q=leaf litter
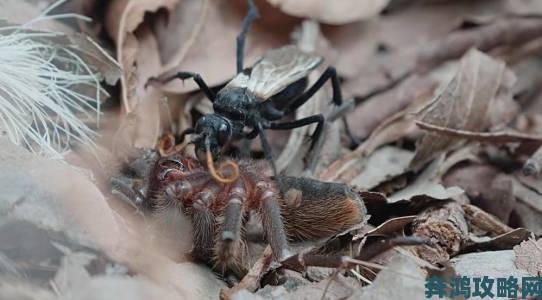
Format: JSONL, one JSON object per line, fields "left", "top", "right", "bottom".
{"left": 5, "top": 0, "right": 542, "bottom": 299}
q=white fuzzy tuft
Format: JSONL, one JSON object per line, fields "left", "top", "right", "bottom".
{"left": 0, "top": 4, "right": 102, "bottom": 159}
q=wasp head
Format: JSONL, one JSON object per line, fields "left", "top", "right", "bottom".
{"left": 193, "top": 114, "right": 232, "bottom": 160}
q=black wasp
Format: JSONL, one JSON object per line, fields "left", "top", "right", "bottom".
{"left": 160, "top": 0, "right": 357, "bottom": 175}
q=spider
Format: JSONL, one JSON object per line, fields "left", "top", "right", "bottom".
{"left": 112, "top": 147, "right": 367, "bottom": 277}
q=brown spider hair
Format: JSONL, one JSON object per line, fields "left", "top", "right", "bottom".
{"left": 143, "top": 150, "right": 367, "bottom": 277}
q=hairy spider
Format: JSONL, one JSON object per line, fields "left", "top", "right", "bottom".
{"left": 113, "top": 148, "right": 367, "bottom": 277}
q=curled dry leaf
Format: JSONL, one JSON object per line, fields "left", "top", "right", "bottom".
{"left": 105, "top": 0, "right": 179, "bottom": 112}
{"left": 463, "top": 228, "right": 531, "bottom": 253}
{"left": 157, "top": 0, "right": 290, "bottom": 94}
{"left": 411, "top": 48, "right": 517, "bottom": 169}
{"left": 388, "top": 157, "right": 464, "bottom": 203}
{"left": 462, "top": 204, "right": 512, "bottom": 236}
{"left": 266, "top": 0, "right": 389, "bottom": 25}
{"left": 354, "top": 216, "right": 417, "bottom": 241}
{"left": 443, "top": 164, "right": 516, "bottom": 223}
{"left": 513, "top": 238, "right": 542, "bottom": 276}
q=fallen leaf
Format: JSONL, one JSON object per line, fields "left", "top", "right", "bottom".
{"left": 359, "top": 254, "right": 427, "bottom": 300}
{"left": 451, "top": 250, "right": 530, "bottom": 297}
{"left": 349, "top": 146, "right": 414, "bottom": 190}
{"left": 443, "top": 164, "right": 516, "bottom": 223}
{"left": 156, "top": 0, "right": 290, "bottom": 94}
{"left": 417, "top": 16, "right": 542, "bottom": 72}
{"left": 354, "top": 216, "right": 417, "bottom": 241}
{"left": 411, "top": 48, "right": 517, "bottom": 169}
{"left": 463, "top": 228, "right": 531, "bottom": 253}
{"left": 346, "top": 75, "right": 436, "bottom": 139}
{"left": 416, "top": 121, "right": 542, "bottom": 146}
{"left": 514, "top": 238, "right": 542, "bottom": 276}
{"left": 105, "top": 0, "right": 179, "bottom": 112}
{"left": 266, "top": 0, "right": 389, "bottom": 25}
{"left": 389, "top": 157, "right": 464, "bottom": 203}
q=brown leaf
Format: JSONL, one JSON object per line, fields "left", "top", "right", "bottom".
{"left": 463, "top": 228, "right": 531, "bottom": 253}
{"left": 443, "top": 164, "right": 516, "bottom": 223}
{"left": 511, "top": 178, "right": 542, "bottom": 234}
{"left": 514, "top": 238, "right": 542, "bottom": 276}
{"left": 411, "top": 48, "right": 517, "bottom": 169}
{"left": 359, "top": 254, "right": 427, "bottom": 300}
{"left": 417, "top": 17, "right": 542, "bottom": 72}
{"left": 389, "top": 158, "right": 464, "bottom": 203}
{"left": 354, "top": 216, "right": 417, "bottom": 241}
{"left": 348, "top": 146, "right": 414, "bottom": 190}
{"left": 266, "top": 0, "right": 389, "bottom": 25}
{"left": 346, "top": 75, "right": 436, "bottom": 139}
{"left": 416, "top": 121, "right": 542, "bottom": 146}
{"left": 105, "top": 0, "right": 178, "bottom": 113}
{"left": 156, "top": 0, "right": 290, "bottom": 94}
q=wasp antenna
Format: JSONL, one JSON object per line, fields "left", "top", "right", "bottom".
{"left": 205, "top": 141, "right": 239, "bottom": 183}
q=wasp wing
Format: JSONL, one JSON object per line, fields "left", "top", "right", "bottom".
{"left": 241, "top": 45, "right": 323, "bottom": 100}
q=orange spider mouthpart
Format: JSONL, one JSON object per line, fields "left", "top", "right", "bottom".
{"left": 159, "top": 133, "right": 188, "bottom": 157}
{"left": 205, "top": 144, "right": 239, "bottom": 183}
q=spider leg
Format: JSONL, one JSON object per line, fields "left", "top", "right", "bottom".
{"left": 162, "top": 72, "right": 216, "bottom": 102}
{"left": 256, "top": 181, "right": 292, "bottom": 262}
{"left": 191, "top": 208, "right": 215, "bottom": 262}
{"left": 236, "top": 0, "right": 259, "bottom": 73}
{"left": 216, "top": 179, "right": 248, "bottom": 275}
{"left": 191, "top": 181, "right": 221, "bottom": 261}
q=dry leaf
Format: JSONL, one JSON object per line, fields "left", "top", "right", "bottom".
{"left": 105, "top": 0, "right": 179, "bottom": 112}
{"left": 451, "top": 250, "right": 530, "bottom": 297}
{"left": 346, "top": 76, "right": 436, "bottom": 139}
{"left": 349, "top": 146, "right": 414, "bottom": 190}
{"left": 514, "top": 238, "right": 542, "bottom": 276}
{"left": 411, "top": 48, "right": 517, "bottom": 169}
{"left": 266, "top": 0, "right": 389, "bottom": 25}
{"left": 354, "top": 216, "right": 417, "bottom": 241}
{"left": 389, "top": 157, "right": 464, "bottom": 203}
{"left": 157, "top": 0, "right": 290, "bottom": 94}
{"left": 416, "top": 121, "right": 542, "bottom": 146}
{"left": 359, "top": 254, "right": 427, "bottom": 300}
{"left": 444, "top": 164, "right": 516, "bottom": 223}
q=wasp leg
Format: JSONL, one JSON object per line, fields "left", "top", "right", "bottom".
{"left": 284, "top": 67, "right": 342, "bottom": 112}
{"left": 256, "top": 123, "right": 277, "bottom": 176}
{"left": 162, "top": 72, "right": 216, "bottom": 102}
{"left": 268, "top": 114, "right": 324, "bottom": 174}
{"left": 268, "top": 114, "right": 324, "bottom": 151}
{"left": 236, "top": 0, "right": 259, "bottom": 73}
{"left": 284, "top": 67, "right": 360, "bottom": 148}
